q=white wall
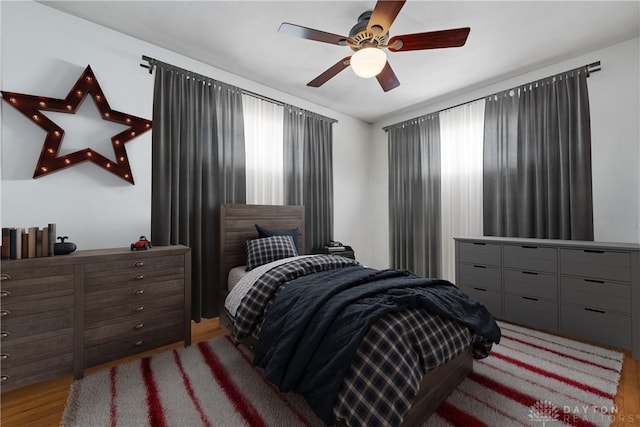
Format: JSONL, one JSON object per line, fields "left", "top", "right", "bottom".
{"left": 368, "top": 37, "right": 640, "bottom": 269}
{"left": 0, "top": 1, "right": 372, "bottom": 262}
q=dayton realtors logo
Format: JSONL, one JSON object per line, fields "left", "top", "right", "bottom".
{"left": 529, "top": 400, "right": 628, "bottom": 425}
{"left": 529, "top": 400, "right": 560, "bottom": 426}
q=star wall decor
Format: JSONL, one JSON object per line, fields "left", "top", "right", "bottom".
{"left": 1, "top": 65, "right": 152, "bottom": 184}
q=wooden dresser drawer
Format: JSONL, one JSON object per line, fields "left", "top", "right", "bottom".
{"left": 84, "top": 309, "right": 184, "bottom": 347}
{"left": 457, "top": 263, "right": 501, "bottom": 291}
{"left": 84, "top": 278, "right": 183, "bottom": 310}
{"left": 1, "top": 331, "right": 73, "bottom": 369}
{"left": 504, "top": 294, "right": 558, "bottom": 330}
{"left": 458, "top": 242, "right": 501, "bottom": 266}
{"left": 84, "top": 322, "right": 184, "bottom": 367}
{"left": 84, "top": 265, "right": 184, "bottom": 289}
{"left": 1, "top": 310, "right": 73, "bottom": 341}
{"left": 1, "top": 268, "right": 73, "bottom": 299}
{"left": 1, "top": 353, "right": 73, "bottom": 391}
{"left": 460, "top": 286, "right": 502, "bottom": 316}
{"left": 560, "top": 277, "right": 631, "bottom": 314}
{"left": 560, "top": 248, "right": 631, "bottom": 282}
{"left": 85, "top": 293, "right": 184, "bottom": 328}
{"left": 1, "top": 292, "right": 73, "bottom": 319}
{"left": 84, "top": 254, "right": 185, "bottom": 274}
{"left": 504, "top": 269, "right": 557, "bottom": 300}
{"left": 504, "top": 244, "right": 557, "bottom": 273}
{"left": 561, "top": 304, "right": 631, "bottom": 349}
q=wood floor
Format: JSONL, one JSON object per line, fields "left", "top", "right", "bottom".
{"left": 2, "top": 318, "right": 638, "bottom": 427}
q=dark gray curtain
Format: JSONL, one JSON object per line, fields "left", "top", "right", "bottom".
{"left": 283, "top": 105, "right": 335, "bottom": 253}
{"left": 388, "top": 114, "right": 441, "bottom": 278}
{"left": 151, "top": 63, "right": 246, "bottom": 321}
{"left": 483, "top": 91, "right": 519, "bottom": 236}
{"left": 484, "top": 67, "right": 594, "bottom": 240}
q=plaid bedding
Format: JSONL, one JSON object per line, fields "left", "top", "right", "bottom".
{"left": 230, "top": 256, "right": 495, "bottom": 427}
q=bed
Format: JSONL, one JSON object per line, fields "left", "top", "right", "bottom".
{"left": 218, "top": 204, "right": 500, "bottom": 427}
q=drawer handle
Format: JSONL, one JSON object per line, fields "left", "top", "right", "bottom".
{"left": 134, "top": 274, "right": 145, "bottom": 280}
{"left": 522, "top": 271, "right": 538, "bottom": 275}
{"left": 472, "top": 242, "right": 486, "bottom": 246}
{"left": 134, "top": 339, "right": 144, "bottom": 346}
{"left": 584, "top": 249, "right": 605, "bottom": 254}
{"left": 522, "top": 296, "right": 539, "bottom": 301}
{"left": 585, "top": 307, "right": 606, "bottom": 314}
{"left": 134, "top": 305, "right": 144, "bottom": 312}
{"left": 0, "top": 290, "right": 11, "bottom": 298}
{"left": 0, "top": 310, "right": 10, "bottom": 318}
{"left": 1, "top": 375, "right": 9, "bottom": 382}
{"left": 134, "top": 323, "right": 145, "bottom": 329}
{"left": 133, "top": 289, "right": 144, "bottom": 296}
{"left": 0, "top": 274, "right": 11, "bottom": 281}
{"left": 584, "top": 278, "right": 605, "bottom": 284}
{"left": 521, "top": 245, "right": 538, "bottom": 249}
{"left": 1, "top": 331, "right": 10, "bottom": 338}
{"left": 473, "top": 265, "right": 487, "bottom": 269}
{"left": 134, "top": 261, "right": 145, "bottom": 267}
{"left": 473, "top": 287, "right": 487, "bottom": 292}
{"left": 0, "top": 353, "right": 9, "bottom": 360}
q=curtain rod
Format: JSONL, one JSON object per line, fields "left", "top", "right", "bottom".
{"left": 140, "top": 55, "right": 338, "bottom": 123}
{"left": 383, "top": 61, "right": 601, "bottom": 132}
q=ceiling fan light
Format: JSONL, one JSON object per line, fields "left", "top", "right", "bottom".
{"left": 350, "top": 47, "right": 387, "bottom": 78}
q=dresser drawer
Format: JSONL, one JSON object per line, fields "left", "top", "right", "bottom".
{"left": 459, "top": 286, "right": 502, "bottom": 316}
{"left": 504, "top": 294, "right": 558, "bottom": 330}
{"left": 504, "top": 269, "right": 557, "bottom": 300}
{"left": 457, "top": 263, "right": 501, "bottom": 291}
{"left": 504, "top": 244, "right": 557, "bottom": 273}
{"left": 458, "top": 242, "right": 501, "bottom": 266}
{"left": 84, "top": 254, "right": 185, "bottom": 274}
{"left": 84, "top": 322, "right": 184, "bottom": 367}
{"left": 84, "top": 309, "right": 184, "bottom": 346}
{"left": 1, "top": 265, "right": 74, "bottom": 282}
{"left": 1, "top": 270, "right": 73, "bottom": 299}
{"left": 85, "top": 293, "right": 184, "bottom": 328}
{"left": 560, "top": 277, "right": 631, "bottom": 314}
{"left": 1, "top": 353, "right": 73, "bottom": 392}
{"left": 84, "top": 278, "right": 184, "bottom": 310}
{"left": 1, "top": 293, "right": 73, "bottom": 319}
{"left": 561, "top": 304, "right": 631, "bottom": 349}
{"left": 1, "top": 310, "right": 73, "bottom": 342}
{"left": 560, "top": 248, "right": 631, "bottom": 282}
{"left": 84, "top": 266, "right": 184, "bottom": 289}
{"left": 1, "top": 330, "right": 73, "bottom": 369}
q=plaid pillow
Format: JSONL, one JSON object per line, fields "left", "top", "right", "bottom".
{"left": 246, "top": 235, "right": 298, "bottom": 271}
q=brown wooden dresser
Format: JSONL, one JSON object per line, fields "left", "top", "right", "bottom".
{"left": 0, "top": 245, "right": 191, "bottom": 392}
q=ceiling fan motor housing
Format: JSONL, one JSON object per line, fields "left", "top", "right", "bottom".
{"left": 348, "top": 11, "right": 388, "bottom": 51}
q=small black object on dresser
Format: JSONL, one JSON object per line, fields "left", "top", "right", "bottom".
{"left": 312, "top": 244, "right": 355, "bottom": 260}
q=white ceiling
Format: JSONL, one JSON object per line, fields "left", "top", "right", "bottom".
{"left": 39, "top": 1, "right": 640, "bottom": 123}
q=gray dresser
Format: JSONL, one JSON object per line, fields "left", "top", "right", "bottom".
{"left": 454, "top": 236, "right": 639, "bottom": 361}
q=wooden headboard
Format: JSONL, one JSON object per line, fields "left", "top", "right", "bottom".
{"left": 219, "top": 204, "right": 305, "bottom": 313}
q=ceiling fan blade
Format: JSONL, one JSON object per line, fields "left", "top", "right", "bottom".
{"left": 367, "top": 0, "right": 407, "bottom": 36}
{"left": 279, "top": 22, "right": 351, "bottom": 46}
{"left": 376, "top": 61, "right": 400, "bottom": 92}
{"left": 388, "top": 27, "right": 470, "bottom": 52}
{"left": 307, "top": 57, "right": 351, "bottom": 87}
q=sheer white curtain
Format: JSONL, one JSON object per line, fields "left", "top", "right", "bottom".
{"left": 242, "top": 94, "right": 284, "bottom": 204}
{"left": 439, "top": 99, "right": 485, "bottom": 282}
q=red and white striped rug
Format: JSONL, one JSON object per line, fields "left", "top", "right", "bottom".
{"left": 61, "top": 321, "right": 623, "bottom": 427}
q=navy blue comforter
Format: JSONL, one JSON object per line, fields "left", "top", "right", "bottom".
{"left": 253, "top": 266, "right": 501, "bottom": 425}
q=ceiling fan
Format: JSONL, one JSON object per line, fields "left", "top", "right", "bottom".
{"left": 278, "top": 0, "right": 470, "bottom": 92}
